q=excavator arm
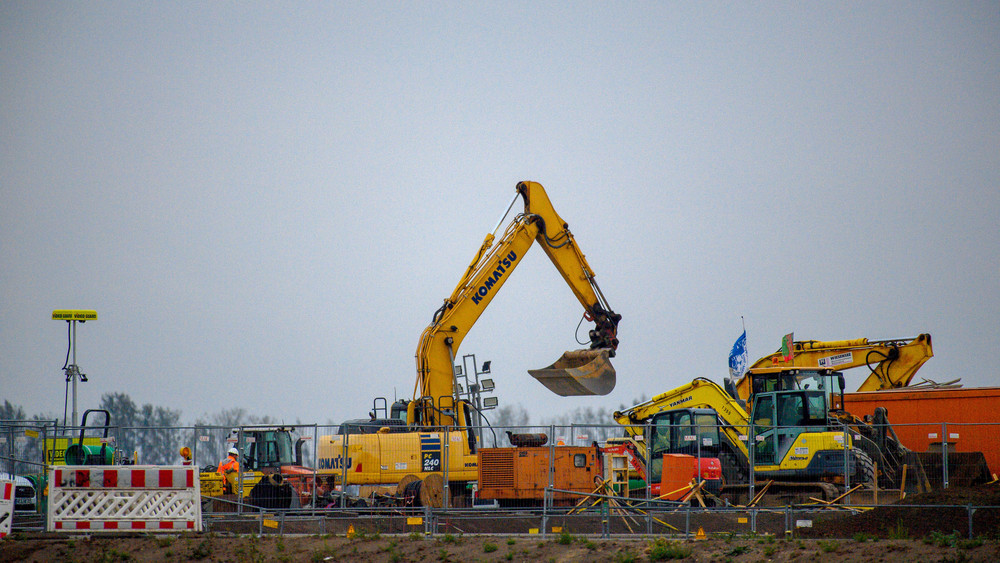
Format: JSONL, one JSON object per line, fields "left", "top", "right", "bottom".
{"left": 613, "top": 377, "right": 751, "bottom": 457}
{"left": 733, "top": 334, "right": 933, "bottom": 402}
{"left": 413, "top": 181, "right": 621, "bottom": 427}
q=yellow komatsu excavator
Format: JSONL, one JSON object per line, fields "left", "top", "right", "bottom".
{"left": 317, "top": 181, "right": 621, "bottom": 505}
{"left": 731, "top": 334, "right": 933, "bottom": 404}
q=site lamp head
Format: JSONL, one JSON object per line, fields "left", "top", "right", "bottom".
{"left": 480, "top": 378, "right": 495, "bottom": 392}
{"left": 52, "top": 310, "right": 98, "bottom": 322}
{"left": 483, "top": 397, "right": 499, "bottom": 410}
{"left": 481, "top": 361, "right": 491, "bottom": 374}
{"left": 453, "top": 364, "right": 463, "bottom": 376}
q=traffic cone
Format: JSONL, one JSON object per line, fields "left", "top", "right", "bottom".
{"left": 347, "top": 524, "right": 356, "bottom": 538}
{"left": 694, "top": 526, "right": 707, "bottom": 541}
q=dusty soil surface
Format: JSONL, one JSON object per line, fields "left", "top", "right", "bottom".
{"left": 2, "top": 533, "right": 999, "bottom": 562}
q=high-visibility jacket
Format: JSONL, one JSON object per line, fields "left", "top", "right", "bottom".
{"left": 218, "top": 454, "right": 239, "bottom": 475}
{"left": 217, "top": 454, "right": 239, "bottom": 493}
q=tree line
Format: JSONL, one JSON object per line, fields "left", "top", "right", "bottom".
{"left": 1, "top": 394, "right": 283, "bottom": 471}
{"left": 3, "top": 392, "right": 648, "bottom": 471}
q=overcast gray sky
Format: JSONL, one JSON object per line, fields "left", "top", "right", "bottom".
{"left": 2, "top": 2, "right": 998, "bottom": 427}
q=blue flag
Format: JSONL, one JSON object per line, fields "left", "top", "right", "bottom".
{"left": 728, "top": 330, "right": 748, "bottom": 378}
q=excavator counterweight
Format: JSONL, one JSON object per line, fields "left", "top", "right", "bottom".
{"left": 528, "top": 348, "right": 616, "bottom": 396}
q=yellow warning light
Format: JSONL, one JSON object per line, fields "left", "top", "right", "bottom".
{"left": 52, "top": 310, "right": 98, "bottom": 321}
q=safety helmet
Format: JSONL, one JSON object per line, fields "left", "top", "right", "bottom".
{"left": 228, "top": 447, "right": 238, "bottom": 456}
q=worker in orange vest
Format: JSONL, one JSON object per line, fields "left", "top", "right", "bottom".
{"left": 217, "top": 447, "right": 240, "bottom": 494}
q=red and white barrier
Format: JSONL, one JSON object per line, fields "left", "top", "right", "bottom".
{"left": 47, "top": 466, "right": 201, "bottom": 533}
{"left": 0, "top": 478, "right": 13, "bottom": 538}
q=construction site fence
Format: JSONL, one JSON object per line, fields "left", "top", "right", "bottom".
{"left": 198, "top": 503, "right": 1000, "bottom": 540}
{"left": 2, "top": 420, "right": 1000, "bottom": 536}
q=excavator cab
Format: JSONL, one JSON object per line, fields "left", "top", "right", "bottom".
{"left": 750, "top": 368, "right": 848, "bottom": 469}
{"left": 528, "top": 348, "right": 616, "bottom": 396}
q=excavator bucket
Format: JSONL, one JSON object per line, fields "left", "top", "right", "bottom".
{"left": 528, "top": 349, "right": 616, "bottom": 396}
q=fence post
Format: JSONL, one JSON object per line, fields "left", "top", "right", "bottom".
{"left": 748, "top": 419, "right": 755, "bottom": 510}
{"left": 942, "top": 422, "right": 949, "bottom": 489}
{"left": 237, "top": 427, "right": 244, "bottom": 515}
{"left": 542, "top": 423, "right": 555, "bottom": 538}
{"left": 645, "top": 420, "right": 652, "bottom": 535}
{"left": 443, "top": 425, "right": 450, "bottom": 509}
{"left": 312, "top": 424, "right": 318, "bottom": 513}
{"left": 685, "top": 503, "right": 691, "bottom": 539}
{"left": 968, "top": 504, "right": 975, "bottom": 539}
{"left": 340, "top": 430, "right": 349, "bottom": 509}
{"left": 843, "top": 424, "right": 852, "bottom": 504}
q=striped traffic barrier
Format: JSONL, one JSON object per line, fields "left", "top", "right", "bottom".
{"left": 47, "top": 466, "right": 201, "bottom": 533}
{"left": 0, "top": 478, "right": 13, "bottom": 538}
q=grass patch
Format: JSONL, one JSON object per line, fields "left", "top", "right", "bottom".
{"left": 725, "top": 545, "right": 749, "bottom": 556}
{"left": 924, "top": 530, "right": 960, "bottom": 548}
{"left": 190, "top": 539, "right": 212, "bottom": 560}
{"left": 648, "top": 538, "right": 692, "bottom": 560}
{"left": 818, "top": 540, "right": 839, "bottom": 553}
{"left": 886, "top": 519, "right": 910, "bottom": 540}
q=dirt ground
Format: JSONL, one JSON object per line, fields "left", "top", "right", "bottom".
{"left": 3, "top": 485, "right": 999, "bottom": 562}
{"left": 2, "top": 533, "right": 998, "bottom": 562}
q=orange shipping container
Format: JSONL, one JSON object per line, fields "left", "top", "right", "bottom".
{"left": 839, "top": 387, "right": 1000, "bottom": 475}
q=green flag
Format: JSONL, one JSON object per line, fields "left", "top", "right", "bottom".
{"left": 781, "top": 332, "right": 794, "bottom": 362}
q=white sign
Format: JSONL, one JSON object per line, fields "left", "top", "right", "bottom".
{"left": 684, "top": 435, "right": 696, "bottom": 442}
{"left": 395, "top": 462, "right": 407, "bottom": 470}
{"left": 738, "top": 435, "right": 748, "bottom": 442}
{"left": 702, "top": 438, "right": 714, "bottom": 446}
{"left": 198, "top": 436, "right": 210, "bottom": 442}
{"left": 817, "top": 352, "right": 853, "bottom": 368}
{"left": 796, "top": 520, "right": 813, "bottom": 528}
{"left": 928, "top": 433, "right": 938, "bottom": 439}
{"left": 949, "top": 433, "right": 960, "bottom": 440}
{"left": 795, "top": 447, "right": 809, "bottom": 455}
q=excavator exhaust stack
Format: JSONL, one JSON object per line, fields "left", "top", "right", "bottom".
{"left": 528, "top": 349, "right": 616, "bottom": 396}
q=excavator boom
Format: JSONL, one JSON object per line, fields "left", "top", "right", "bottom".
{"left": 414, "top": 181, "right": 621, "bottom": 426}
{"left": 733, "top": 333, "right": 933, "bottom": 402}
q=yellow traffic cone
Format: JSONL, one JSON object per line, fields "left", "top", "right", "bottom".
{"left": 694, "top": 526, "right": 707, "bottom": 541}
{"left": 347, "top": 524, "right": 356, "bottom": 538}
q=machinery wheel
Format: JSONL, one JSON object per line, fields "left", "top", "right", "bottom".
{"left": 718, "top": 450, "right": 746, "bottom": 487}
{"left": 853, "top": 448, "right": 876, "bottom": 485}
{"left": 248, "top": 479, "right": 294, "bottom": 510}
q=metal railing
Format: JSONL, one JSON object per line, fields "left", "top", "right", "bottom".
{"left": 2, "top": 419, "right": 998, "bottom": 538}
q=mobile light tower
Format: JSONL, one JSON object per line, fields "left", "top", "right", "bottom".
{"left": 454, "top": 354, "right": 498, "bottom": 444}
{"left": 51, "top": 309, "right": 97, "bottom": 428}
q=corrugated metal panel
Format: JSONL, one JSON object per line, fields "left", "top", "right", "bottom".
{"left": 479, "top": 449, "right": 515, "bottom": 489}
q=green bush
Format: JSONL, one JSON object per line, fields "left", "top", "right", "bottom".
{"left": 648, "top": 538, "right": 692, "bottom": 560}
{"left": 818, "top": 540, "right": 839, "bottom": 553}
